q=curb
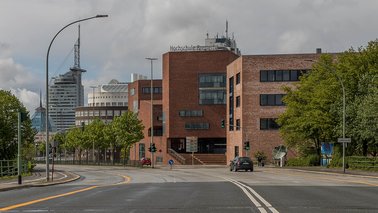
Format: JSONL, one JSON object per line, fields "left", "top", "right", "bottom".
{"left": 0, "top": 171, "right": 81, "bottom": 192}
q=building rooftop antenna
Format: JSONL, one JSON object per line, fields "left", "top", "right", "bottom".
{"left": 225, "top": 20, "right": 228, "bottom": 39}
{"left": 74, "top": 25, "right": 80, "bottom": 69}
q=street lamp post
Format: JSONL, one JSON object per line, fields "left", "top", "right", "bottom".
{"left": 46, "top": 15, "right": 108, "bottom": 181}
{"left": 90, "top": 86, "right": 96, "bottom": 163}
{"left": 146, "top": 57, "right": 157, "bottom": 168}
{"left": 306, "top": 59, "right": 346, "bottom": 173}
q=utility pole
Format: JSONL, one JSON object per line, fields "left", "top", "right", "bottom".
{"left": 146, "top": 57, "right": 157, "bottom": 168}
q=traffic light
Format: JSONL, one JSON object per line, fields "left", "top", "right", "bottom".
{"left": 221, "top": 119, "right": 225, "bottom": 128}
{"left": 20, "top": 112, "right": 28, "bottom": 122}
{"left": 148, "top": 146, "right": 152, "bottom": 152}
{"left": 151, "top": 143, "right": 157, "bottom": 153}
{"left": 244, "top": 141, "right": 250, "bottom": 150}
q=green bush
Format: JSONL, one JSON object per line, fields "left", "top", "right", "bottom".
{"left": 287, "top": 154, "right": 320, "bottom": 166}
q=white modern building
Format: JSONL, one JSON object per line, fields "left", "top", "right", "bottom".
{"left": 88, "top": 79, "right": 129, "bottom": 107}
{"left": 76, "top": 79, "right": 129, "bottom": 126}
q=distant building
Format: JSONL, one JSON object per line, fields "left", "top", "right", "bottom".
{"left": 31, "top": 94, "right": 56, "bottom": 142}
{"left": 49, "top": 27, "right": 86, "bottom": 132}
{"left": 131, "top": 73, "right": 148, "bottom": 82}
{"left": 88, "top": 79, "right": 128, "bottom": 107}
{"left": 75, "top": 79, "right": 129, "bottom": 126}
{"left": 49, "top": 67, "right": 85, "bottom": 131}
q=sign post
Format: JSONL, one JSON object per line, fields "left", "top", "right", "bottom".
{"left": 186, "top": 136, "right": 198, "bottom": 165}
{"left": 168, "top": 159, "right": 174, "bottom": 170}
{"left": 338, "top": 138, "right": 351, "bottom": 173}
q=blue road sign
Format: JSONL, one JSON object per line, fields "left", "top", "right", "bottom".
{"left": 168, "top": 159, "right": 174, "bottom": 165}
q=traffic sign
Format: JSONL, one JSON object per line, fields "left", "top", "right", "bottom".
{"left": 186, "top": 136, "right": 198, "bottom": 152}
{"left": 337, "top": 138, "right": 351, "bottom": 143}
{"left": 168, "top": 159, "right": 174, "bottom": 165}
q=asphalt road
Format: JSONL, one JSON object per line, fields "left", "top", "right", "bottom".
{"left": 0, "top": 165, "right": 377, "bottom": 212}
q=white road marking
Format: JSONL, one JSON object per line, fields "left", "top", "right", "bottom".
{"left": 225, "top": 177, "right": 279, "bottom": 213}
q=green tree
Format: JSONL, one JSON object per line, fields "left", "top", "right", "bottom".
{"left": 0, "top": 90, "right": 36, "bottom": 160}
{"left": 66, "top": 127, "right": 85, "bottom": 164}
{"left": 277, "top": 55, "right": 338, "bottom": 157}
{"left": 112, "top": 111, "right": 144, "bottom": 164}
{"left": 278, "top": 40, "right": 378, "bottom": 159}
{"left": 85, "top": 119, "right": 106, "bottom": 163}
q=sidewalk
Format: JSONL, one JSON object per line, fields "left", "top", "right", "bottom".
{"left": 276, "top": 166, "right": 378, "bottom": 177}
{"left": 0, "top": 165, "right": 80, "bottom": 192}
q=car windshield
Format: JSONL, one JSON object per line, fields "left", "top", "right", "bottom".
{"left": 239, "top": 157, "right": 251, "bottom": 161}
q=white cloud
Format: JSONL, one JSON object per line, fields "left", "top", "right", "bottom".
{"left": 10, "top": 88, "right": 40, "bottom": 114}
{"left": 278, "top": 30, "right": 309, "bottom": 53}
{"left": 0, "top": 0, "right": 378, "bottom": 113}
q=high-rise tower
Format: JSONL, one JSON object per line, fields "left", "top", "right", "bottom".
{"left": 49, "top": 25, "right": 86, "bottom": 132}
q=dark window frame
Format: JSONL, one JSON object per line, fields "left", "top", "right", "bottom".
{"left": 260, "top": 118, "right": 279, "bottom": 130}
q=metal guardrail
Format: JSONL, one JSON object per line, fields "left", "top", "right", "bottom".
{"left": 0, "top": 160, "right": 29, "bottom": 177}
{"left": 347, "top": 156, "right": 378, "bottom": 170}
{"left": 168, "top": 148, "right": 186, "bottom": 164}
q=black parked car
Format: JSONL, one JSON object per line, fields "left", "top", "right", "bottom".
{"left": 230, "top": 156, "right": 254, "bottom": 172}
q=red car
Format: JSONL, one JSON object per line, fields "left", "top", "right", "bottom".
{"left": 140, "top": 158, "right": 151, "bottom": 166}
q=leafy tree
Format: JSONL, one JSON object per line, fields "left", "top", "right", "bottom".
{"left": 112, "top": 111, "right": 144, "bottom": 163}
{"left": 65, "top": 127, "right": 85, "bottom": 164}
{"left": 84, "top": 119, "right": 106, "bottom": 162}
{"left": 277, "top": 55, "right": 338, "bottom": 157}
{"left": 104, "top": 121, "right": 117, "bottom": 164}
{"left": 278, "top": 40, "right": 378, "bottom": 159}
{"left": 0, "top": 90, "right": 35, "bottom": 160}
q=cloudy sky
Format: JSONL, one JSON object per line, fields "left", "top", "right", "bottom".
{"left": 1, "top": 0, "right": 377, "bottom": 113}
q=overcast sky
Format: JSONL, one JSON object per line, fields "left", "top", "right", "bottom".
{"left": 1, "top": 0, "right": 377, "bottom": 113}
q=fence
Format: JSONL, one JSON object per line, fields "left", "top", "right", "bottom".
{"left": 0, "top": 160, "right": 30, "bottom": 177}
{"left": 347, "top": 156, "right": 378, "bottom": 170}
{"left": 35, "top": 158, "right": 143, "bottom": 167}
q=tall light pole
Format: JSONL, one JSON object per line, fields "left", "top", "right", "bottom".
{"left": 90, "top": 85, "right": 96, "bottom": 163}
{"left": 306, "top": 59, "right": 346, "bottom": 173}
{"left": 146, "top": 57, "right": 157, "bottom": 168}
{"left": 46, "top": 15, "right": 108, "bottom": 181}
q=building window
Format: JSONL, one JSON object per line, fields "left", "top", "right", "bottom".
{"left": 229, "top": 76, "right": 234, "bottom": 131}
{"left": 260, "top": 118, "right": 280, "bottom": 130}
{"left": 260, "top": 70, "right": 308, "bottom": 82}
{"left": 199, "top": 73, "right": 226, "bottom": 105}
{"left": 236, "top": 119, "right": 240, "bottom": 130}
{"left": 179, "top": 110, "right": 204, "bottom": 117}
{"left": 185, "top": 123, "right": 210, "bottom": 130}
{"left": 139, "top": 143, "right": 145, "bottom": 158}
{"left": 142, "top": 87, "right": 162, "bottom": 94}
{"left": 236, "top": 73, "right": 240, "bottom": 85}
{"left": 260, "top": 94, "right": 285, "bottom": 106}
{"left": 236, "top": 96, "right": 240, "bottom": 107}
{"left": 148, "top": 127, "right": 163, "bottom": 136}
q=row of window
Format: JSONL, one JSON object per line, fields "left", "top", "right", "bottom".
{"left": 260, "top": 94, "right": 285, "bottom": 106}
{"left": 231, "top": 118, "right": 280, "bottom": 131}
{"left": 92, "top": 96, "right": 127, "bottom": 99}
{"left": 142, "top": 87, "right": 163, "bottom": 94}
{"left": 231, "top": 94, "right": 285, "bottom": 107}
{"left": 89, "top": 102, "right": 127, "bottom": 107}
{"left": 260, "top": 70, "right": 308, "bottom": 82}
{"left": 75, "top": 110, "right": 128, "bottom": 117}
{"left": 185, "top": 123, "right": 210, "bottom": 130}
{"left": 179, "top": 110, "right": 204, "bottom": 117}
{"left": 199, "top": 74, "right": 227, "bottom": 105}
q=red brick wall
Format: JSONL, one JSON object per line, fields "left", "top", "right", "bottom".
{"left": 227, "top": 54, "right": 320, "bottom": 163}
{"left": 163, "top": 50, "right": 239, "bottom": 139}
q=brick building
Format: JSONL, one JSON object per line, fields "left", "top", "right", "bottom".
{"left": 226, "top": 53, "right": 320, "bottom": 163}
{"left": 128, "top": 79, "right": 164, "bottom": 163}
{"left": 162, "top": 49, "right": 239, "bottom": 164}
